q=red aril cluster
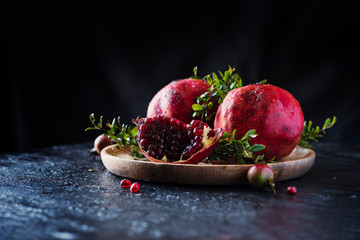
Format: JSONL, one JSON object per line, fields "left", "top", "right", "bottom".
{"left": 138, "top": 116, "right": 189, "bottom": 162}
{"left": 182, "top": 120, "right": 216, "bottom": 159}
{"left": 136, "top": 116, "right": 223, "bottom": 164}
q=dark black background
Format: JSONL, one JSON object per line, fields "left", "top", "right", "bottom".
{"left": 3, "top": 1, "right": 359, "bottom": 152}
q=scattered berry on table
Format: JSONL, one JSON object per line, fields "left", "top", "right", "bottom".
{"left": 287, "top": 186, "right": 297, "bottom": 195}
{"left": 120, "top": 179, "right": 132, "bottom": 188}
{"left": 130, "top": 182, "right": 140, "bottom": 193}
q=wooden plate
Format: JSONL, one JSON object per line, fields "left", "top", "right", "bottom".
{"left": 101, "top": 145, "right": 315, "bottom": 185}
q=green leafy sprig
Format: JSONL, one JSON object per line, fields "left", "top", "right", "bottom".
{"left": 207, "top": 129, "right": 269, "bottom": 164}
{"left": 298, "top": 116, "right": 337, "bottom": 148}
{"left": 85, "top": 113, "right": 144, "bottom": 158}
{"left": 191, "top": 66, "right": 243, "bottom": 121}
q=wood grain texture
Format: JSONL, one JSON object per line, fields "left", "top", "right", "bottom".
{"left": 101, "top": 145, "right": 315, "bottom": 185}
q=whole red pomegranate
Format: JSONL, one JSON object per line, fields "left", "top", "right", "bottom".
{"left": 147, "top": 78, "right": 214, "bottom": 126}
{"left": 214, "top": 84, "right": 304, "bottom": 160}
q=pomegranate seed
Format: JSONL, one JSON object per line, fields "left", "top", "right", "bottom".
{"left": 170, "top": 125, "right": 178, "bottom": 132}
{"left": 130, "top": 182, "right": 140, "bottom": 192}
{"left": 188, "top": 131, "right": 195, "bottom": 138}
{"left": 207, "top": 129, "right": 215, "bottom": 138}
{"left": 287, "top": 186, "right": 297, "bottom": 195}
{"left": 139, "top": 124, "right": 148, "bottom": 132}
{"left": 194, "top": 135, "right": 203, "bottom": 143}
{"left": 182, "top": 150, "right": 191, "bottom": 159}
{"left": 147, "top": 150, "right": 156, "bottom": 157}
{"left": 193, "top": 142, "right": 203, "bottom": 151}
{"left": 156, "top": 148, "right": 163, "bottom": 156}
{"left": 163, "top": 129, "right": 171, "bottom": 135}
{"left": 140, "top": 139, "right": 148, "bottom": 147}
{"left": 120, "top": 179, "right": 131, "bottom": 188}
{"left": 190, "top": 120, "right": 201, "bottom": 129}
{"left": 189, "top": 146, "right": 197, "bottom": 155}
{"left": 148, "top": 144, "right": 157, "bottom": 150}
{"left": 144, "top": 118, "right": 153, "bottom": 124}
{"left": 152, "top": 135, "right": 160, "bottom": 141}
{"left": 194, "top": 128, "right": 203, "bottom": 136}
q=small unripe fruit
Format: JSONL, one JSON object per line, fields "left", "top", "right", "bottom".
{"left": 94, "top": 134, "right": 113, "bottom": 154}
{"left": 247, "top": 164, "right": 276, "bottom": 193}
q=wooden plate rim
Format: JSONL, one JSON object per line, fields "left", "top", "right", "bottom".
{"left": 101, "top": 144, "right": 315, "bottom": 185}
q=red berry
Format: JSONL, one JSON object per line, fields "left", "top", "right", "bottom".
{"left": 120, "top": 179, "right": 131, "bottom": 188}
{"left": 287, "top": 186, "right": 297, "bottom": 195}
{"left": 130, "top": 182, "right": 140, "bottom": 193}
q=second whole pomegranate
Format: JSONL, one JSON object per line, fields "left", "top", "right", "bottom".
{"left": 214, "top": 84, "right": 304, "bottom": 160}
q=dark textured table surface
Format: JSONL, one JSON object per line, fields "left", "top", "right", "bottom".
{"left": 0, "top": 142, "right": 359, "bottom": 240}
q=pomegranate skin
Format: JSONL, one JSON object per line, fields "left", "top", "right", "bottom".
{"left": 94, "top": 134, "right": 113, "bottom": 154}
{"left": 147, "top": 78, "right": 213, "bottom": 126}
{"left": 214, "top": 84, "right": 304, "bottom": 160}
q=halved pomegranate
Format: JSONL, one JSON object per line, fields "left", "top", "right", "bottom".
{"left": 136, "top": 116, "right": 224, "bottom": 164}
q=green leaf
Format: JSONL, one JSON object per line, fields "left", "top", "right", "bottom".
{"left": 193, "top": 66, "right": 198, "bottom": 76}
{"left": 89, "top": 113, "right": 95, "bottom": 123}
{"left": 111, "top": 118, "right": 116, "bottom": 128}
{"left": 224, "top": 71, "right": 230, "bottom": 82}
{"left": 97, "top": 115, "right": 103, "bottom": 128}
{"left": 299, "top": 116, "right": 337, "bottom": 148}
{"left": 241, "top": 129, "right": 255, "bottom": 141}
{"left": 259, "top": 79, "right": 268, "bottom": 84}
{"left": 85, "top": 127, "right": 97, "bottom": 131}
{"left": 192, "top": 111, "right": 202, "bottom": 117}
{"left": 221, "top": 132, "right": 230, "bottom": 139}
{"left": 243, "top": 149, "right": 252, "bottom": 158}
{"left": 212, "top": 72, "right": 220, "bottom": 82}
{"left": 323, "top": 118, "right": 331, "bottom": 128}
{"left": 192, "top": 104, "right": 203, "bottom": 111}
{"left": 250, "top": 144, "right": 265, "bottom": 152}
